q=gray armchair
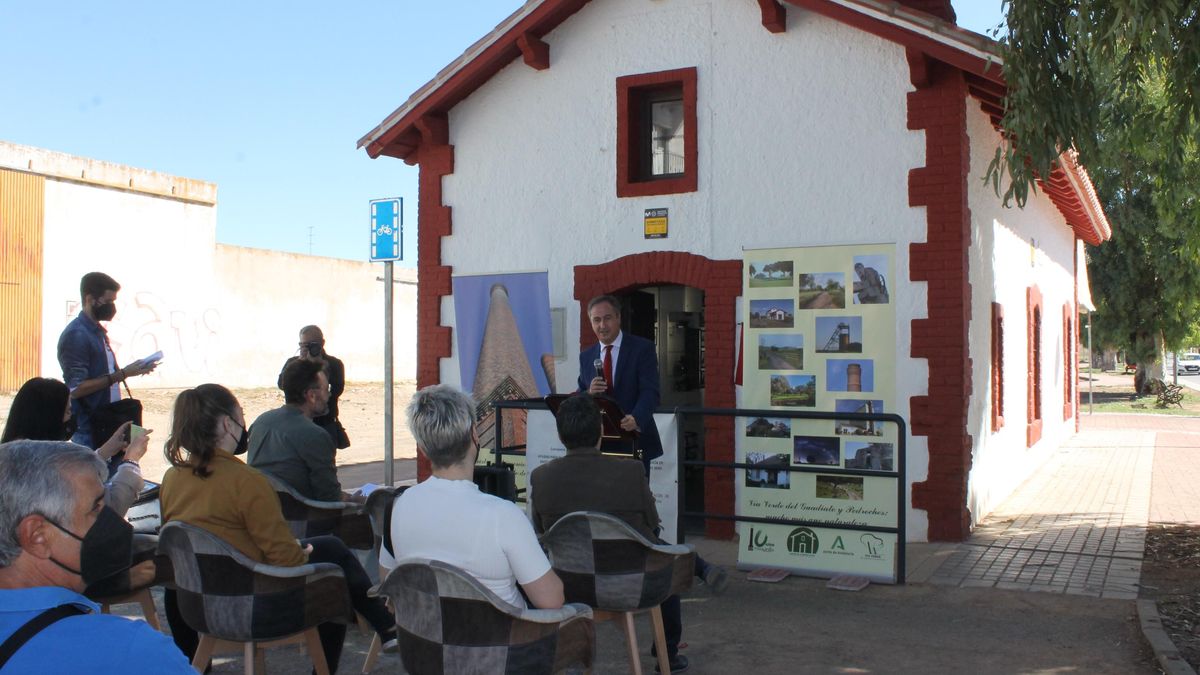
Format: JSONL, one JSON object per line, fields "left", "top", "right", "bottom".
{"left": 374, "top": 557, "right": 595, "bottom": 675}
{"left": 157, "top": 521, "right": 356, "bottom": 675}
{"left": 539, "top": 511, "right": 695, "bottom": 675}
{"left": 264, "top": 474, "right": 374, "bottom": 550}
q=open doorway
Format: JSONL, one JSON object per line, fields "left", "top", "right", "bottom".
{"left": 616, "top": 285, "right": 706, "bottom": 532}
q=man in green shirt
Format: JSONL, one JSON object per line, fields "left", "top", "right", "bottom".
{"left": 248, "top": 359, "right": 342, "bottom": 502}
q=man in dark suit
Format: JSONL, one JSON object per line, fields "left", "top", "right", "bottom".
{"left": 574, "top": 294, "right": 729, "bottom": 601}
{"left": 576, "top": 295, "right": 662, "bottom": 467}
{"left": 530, "top": 394, "right": 688, "bottom": 673}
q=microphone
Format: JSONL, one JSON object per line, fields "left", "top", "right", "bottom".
{"left": 593, "top": 358, "right": 605, "bottom": 384}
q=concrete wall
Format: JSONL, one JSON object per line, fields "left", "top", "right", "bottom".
{"left": 213, "top": 244, "right": 416, "bottom": 387}
{"left": 965, "top": 105, "right": 1079, "bottom": 526}
{"left": 21, "top": 142, "right": 416, "bottom": 390}
{"left": 434, "top": 0, "right": 933, "bottom": 536}
{"left": 40, "top": 177, "right": 220, "bottom": 383}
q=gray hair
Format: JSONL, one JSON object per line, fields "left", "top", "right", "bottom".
{"left": 405, "top": 384, "right": 475, "bottom": 469}
{"left": 0, "top": 441, "right": 105, "bottom": 567}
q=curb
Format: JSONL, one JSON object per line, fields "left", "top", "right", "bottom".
{"left": 1138, "top": 598, "right": 1197, "bottom": 675}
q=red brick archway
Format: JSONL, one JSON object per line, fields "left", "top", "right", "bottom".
{"left": 575, "top": 252, "right": 741, "bottom": 538}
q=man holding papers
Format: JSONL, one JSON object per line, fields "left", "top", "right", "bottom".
{"left": 56, "top": 272, "right": 159, "bottom": 448}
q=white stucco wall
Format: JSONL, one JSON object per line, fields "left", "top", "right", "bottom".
{"left": 41, "top": 178, "right": 219, "bottom": 382}
{"left": 38, "top": 179, "right": 416, "bottom": 389}
{"left": 213, "top": 244, "right": 417, "bottom": 387}
{"left": 965, "top": 106, "right": 1078, "bottom": 526}
{"left": 432, "top": 0, "right": 934, "bottom": 538}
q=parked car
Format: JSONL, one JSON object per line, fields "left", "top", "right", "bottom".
{"left": 1176, "top": 353, "right": 1200, "bottom": 375}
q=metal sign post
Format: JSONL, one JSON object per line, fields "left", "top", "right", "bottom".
{"left": 370, "top": 198, "right": 402, "bottom": 486}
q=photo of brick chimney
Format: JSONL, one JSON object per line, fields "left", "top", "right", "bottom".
{"left": 847, "top": 363, "right": 862, "bottom": 392}
{"left": 472, "top": 284, "right": 541, "bottom": 451}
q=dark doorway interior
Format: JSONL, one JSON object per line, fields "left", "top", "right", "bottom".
{"left": 614, "top": 285, "right": 706, "bottom": 533}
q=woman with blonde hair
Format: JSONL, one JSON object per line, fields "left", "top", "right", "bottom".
{"left": 159, "top": 384, "right": 396, "bottom": 672}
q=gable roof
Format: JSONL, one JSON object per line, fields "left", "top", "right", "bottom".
{"left": 358, "top": 0, "right": 1111, "bottom": 244}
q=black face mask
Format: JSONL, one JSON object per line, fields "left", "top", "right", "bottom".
{"left": 228, "top": 417, "right": 250, "bottom": 455}
{"left": 61, "top": 416, "right": 78, "bottom": 441}
{"left": 46, "top": 507, "right": 133, "bottom": 586}
{"left": 93, "top": 302, "right": 117, "bottom": 322}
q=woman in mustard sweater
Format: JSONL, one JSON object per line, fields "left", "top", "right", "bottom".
{"left": 159, "top": 384, "right": 396, "bottom": 673}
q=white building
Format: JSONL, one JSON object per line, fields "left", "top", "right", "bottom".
{"left": 0, "top": 141, "right": 416, "bottom": 390}
{"left": 359, "top": 0, "right": 1110, "bottom": 541}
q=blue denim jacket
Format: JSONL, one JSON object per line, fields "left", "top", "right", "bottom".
{"left": 57, "top": 312, "right": 114, "bottom": 448}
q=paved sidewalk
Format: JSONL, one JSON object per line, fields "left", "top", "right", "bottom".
{"left": 917, "top": 414, "right": 1200, "bottom": 602}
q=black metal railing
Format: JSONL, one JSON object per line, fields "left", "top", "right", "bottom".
{"left": 489, "top": 399, "right": 907, "bottom": 583}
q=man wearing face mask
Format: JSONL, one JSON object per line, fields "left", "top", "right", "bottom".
{"left": 278, "top": 325, "right": 350, "bottom": 450}
{"left": 0, "top": 441, "right": 193, "bottom": 672}
{"left": 57, "top": 272, "right": 158, "bottom": 448}
{"left": 249, "top": 358, "right": 350, "bottom": 502}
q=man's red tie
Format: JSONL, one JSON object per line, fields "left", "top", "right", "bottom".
{"left": 603, "top": 344, "right": 614, "bottom": 394}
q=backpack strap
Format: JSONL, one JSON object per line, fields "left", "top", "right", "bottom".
{"left": 0, "top": 604, "right": 86, "bottom": 670}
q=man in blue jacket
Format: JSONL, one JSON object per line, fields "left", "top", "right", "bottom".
{"left": 0, "top": 441, "right": 192, "bottom": 673}
{"left": 576, "top": 295, "right": 728, "bottom": 600}
{"left": 57, "top": 272, "right": 157, "bottom": 448}
{"left": 577, "top": 294, "right": 663, "bottom": 468}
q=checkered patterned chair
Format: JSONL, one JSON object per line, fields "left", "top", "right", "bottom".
{"left": 539, "top": 511, "right": 695, "bottom": 675}
{"left": 157, "top": 521, "right": 356, "bottom": 675}
{"left": 358, "top": 486, "right": 406, "bottom": 673}
{"left": 264, "top": 474, "right": 374, "bottom": 550}
{"left": 374, "top": 558, "right": 595, "bottom": 675}
{"left": 89, "top": 533, "right": 170, "bottom": 631}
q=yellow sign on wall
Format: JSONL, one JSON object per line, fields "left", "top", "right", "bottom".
{"left": 644, "top": 208, "right": 668, "bottom": 239}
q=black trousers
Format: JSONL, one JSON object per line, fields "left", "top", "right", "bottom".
{"left": 165, "top": 535, "right": 393, "bottom": 674}
{"left": 661, "top": 594, "right": 682, "bottom": 658}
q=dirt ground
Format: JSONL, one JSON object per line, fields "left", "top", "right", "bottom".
{"left": 0, "top": 382, "right": 420, "bottom": 483}
{"left": 1142, "top": 525, "right": 1200, "bottom": 670}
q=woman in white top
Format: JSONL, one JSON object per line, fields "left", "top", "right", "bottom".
{"left": 386, "top": 384, "right": 563, "bottom": 609}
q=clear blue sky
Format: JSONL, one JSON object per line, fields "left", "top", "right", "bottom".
{"left": 0, "top": 1, "right": 1003, "bottom": 263}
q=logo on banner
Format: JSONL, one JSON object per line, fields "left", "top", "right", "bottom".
{"left": 747, "top": 527, "right": 775, "bottom": 552}
{"left": 786, "top": 527, "right": 820, "bottom": 555}
{"left": 861, "top": 533, "right": 884, "bottom": 558}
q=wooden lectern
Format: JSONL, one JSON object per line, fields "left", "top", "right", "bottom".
{"left": 544, "top": 394, "right": 641, "bottom": 460}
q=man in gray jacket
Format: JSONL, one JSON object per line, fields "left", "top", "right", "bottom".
{"left": 248, "top": 358, "right": 343, "bottom": 502}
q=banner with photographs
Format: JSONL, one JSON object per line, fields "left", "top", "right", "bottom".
{"left": 739, "top": 244, "right": 899, "bottom": 582}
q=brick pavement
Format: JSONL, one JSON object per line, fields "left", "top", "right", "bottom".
{"left": 922, "top": 414, "right": 1200, "bottom": 599}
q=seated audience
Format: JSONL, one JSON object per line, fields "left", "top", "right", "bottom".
{"left": 249, "top": 359, "right": 349, "bottom": 502}
{"left": 530, "top": 394, "right": 689, "bottom": 673}
{"left": 386, "top": 384, "right": 563, "bottom": 609}
{"left": 0, "top": 441, "right": 192, "bottom": 673}
{"left": 159, "top": 384, "right": 397, "bottom": 672}
{"left": 2, "top": 377, "right": 148, "bottom": 516}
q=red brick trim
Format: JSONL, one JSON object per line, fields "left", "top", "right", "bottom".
{"left": 616, "top": 68, "right": 698, "bottom": 198}
{"left": 574, "top": 252, "right": 741, "bottom": 538}
{"left": 1026, "top": 285, "right": 1044, "bottom": 447}
{"left": 991, "top": 302, "right": 1004, "bottom": 433}
{"left": 1062, "top": 303, "right": 1073, "bottom": 421}
{"left": 757, "top": 0, "right": 787, "bottom": 33}
{"left": 906, "top": 55, "right": 974, "bottom": 542}
{"left": 413, "top": 139, "right": 456, "bottom": 481}
{"left": 516, "top": 32, "right": 550, "bottom": 70}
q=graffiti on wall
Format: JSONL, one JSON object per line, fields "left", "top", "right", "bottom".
{"left": 64, "top": 291, "right": 222, "bottom": 376}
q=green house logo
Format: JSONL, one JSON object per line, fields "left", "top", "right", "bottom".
{"left": 787, "top": 527, "right": 820, "bottom": 555}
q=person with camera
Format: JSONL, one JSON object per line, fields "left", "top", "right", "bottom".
{"left": 278, "top": 325, "right": 349, "bottom": 450}
{"left": 57, "top": 272, "right": 157, "bottom": 449}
